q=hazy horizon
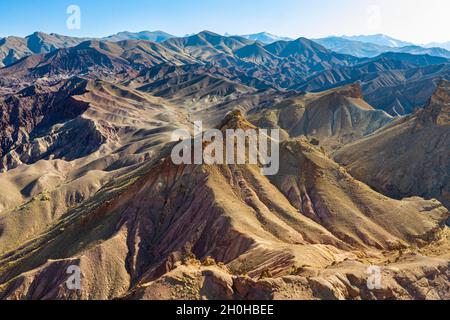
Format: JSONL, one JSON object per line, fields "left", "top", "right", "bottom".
{"left": 1, "top": 0, "right": 449, "bottom": 44}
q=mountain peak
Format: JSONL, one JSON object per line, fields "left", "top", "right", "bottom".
{"left": 240, "top": 32, "right": 293, "bottom": 44}
{"left": 29, "top": 31, "right": 46, "bottom": 37}
{"left": 198, "top": 30, "right": 221, "bottom": 37}
{"left": 218, "top": 110, "right": 256, "bottom": 131}
{"left": 267, "top": 37, "right": 329, "bottom": 57}
{"left": 329, "top": 82, "right": 363, "bottom": 99}
{"left": 103, "top": 30, "right": 174, "bottom": 42}
{"left": 26, "top": 31, "right": 48, "bottom": 41}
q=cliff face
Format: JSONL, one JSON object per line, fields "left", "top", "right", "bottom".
{"left": 0, "top": 78, "right": 91, "bottom": 166}
{"left": 422, "top": 80, "right": 450, "bottom": 125}
{"left": 335, "top": 81, "right": 450, "bottom": 209}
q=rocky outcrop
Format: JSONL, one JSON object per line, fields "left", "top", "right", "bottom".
{"left": 249, "top": 83, "right": 393, "bottom": 150}
{"left": 0, "top": 78, "right": 92, "bottom": 168}
{"left": 335, "top": 81, "right": 450, "bottom": 209}
{"left": 123, "top": 253, "right": 450, "bottom": 300}
{"left": 0, "top": 33, "right": 448, "bottom": 300}
{"left": 0, "top": 112, "right": 447, "bottom": 300}
{"left": 271, "top": 137, "right": 448, "bottom": 249}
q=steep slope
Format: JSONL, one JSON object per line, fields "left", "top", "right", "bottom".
{"left": 126, "top": 62, "right": 275, "bottom": 91}
{"left": 363, "top": 64, "right": 450, "bottom": 115}
{"left": 0, "top": 32, "right": 88, "bottom": 67}
{"left": 265, "top": 38, "right": 359, "bottom": 73}
{"left": 335, "top": 81, "right": 450, "bottom": 209}
{"left": 137, "top": 73, "right": 256, "bottom": 101}
{"left": 234, "top": 43, "right": 279, "bottom": 64}
{"left": 272, "top": 136, "right": 447, "bottom": 248}
{"left": 0, "top": 112, "right": 447, "bottom": 300}
{"left": 0, "top": 77, "right": 93, "bottom": 167}
{"left": 0, "top": 41, "right": 134, "bottom": 82}
{"left": 0, "top": 40, "right": 198, "bottom": 85}
{"left": 162, "top": 31, "right": 252, "bottom": 61}
{"left": 249, "top": 83, "right": 393, "bottom": 149}
{"left": 297, "top": 53, "right": 450, "bottom": 115}
{"left": 0, "top": 77, "right": 189, "bottom": 171}
{"left": 0, "top": 77, "right": 190, "bottom": 255}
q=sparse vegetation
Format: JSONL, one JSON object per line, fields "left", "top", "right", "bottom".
{"left": 0, "top": 21, "right": 448, "bottom": 301}
{"left": 259, "top": 269, "right": 273, "bottom": 280}
{"left": 289, "top": 264, "right": 312, "bottom": 275}
{"left": 182, "top": 253, "right": 201, "bottom": 267}
{"left": 310, "top": 138, "right": 320, "bottom": 146}
{"left": 202, "top": 256, "right": 216, "bottom": 266}
{"left": 40, "top": 194, "right": 51, "bottom": 202}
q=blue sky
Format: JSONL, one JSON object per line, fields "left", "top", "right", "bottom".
{"left": 1, "top": 0, "right": 449, "bottom": 44}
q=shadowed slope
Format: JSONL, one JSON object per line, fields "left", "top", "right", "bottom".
{"left": 0, "top": 112, "right": 447, "bottom": 300}
{"left": 0, "top": 78, "right": 189, "bottom": 257}
{"left": 335, "top": 81, "right": 450, "bottom": 209}
{"left": 249, "top": 83, "right": 393, "bottom": 149}
{"left": 297, "top": 53, "right": 450, "bottom": 115}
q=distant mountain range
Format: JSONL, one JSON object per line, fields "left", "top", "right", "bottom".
{"left": 426, "top": 41, "right": 450, "bottom": 51}
{"left": 0, "top": 31, "right": 175, "bottom": 67}
{"left": 1, "top": 30, "right": 449, "bottom": 115}
{"left": 2, "top": 30, "right": 449, "bottom": 68}
{"left": 239, "top": 32, "right": 293, "bottom": 44}
{"left": 296, "top": 52, "right": 450, "bottom": 115}
{"left": 314, "top": 36, "right": 450, "bottom": 59}
{"left": 0, "top": 31, "right": 360, "bottom": 86}
{"left": 0, "top": 32, "right": 88, "bottom": 67}
{"left": 341, "top": 34, "right": 414, "bottom": 48}
{"left": 103, "top": 30, "right": 175, "bottom": 42}
{"left": 339, "top": 34, "right": 450, "bottom": 52}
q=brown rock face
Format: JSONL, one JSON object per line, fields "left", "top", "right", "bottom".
{"left": 0, "top": 31, "right": 448, "bottom": 301}
{"left": 335, "top": 81, "right": 450, "bottom": 209}
{"left": 272, "top": 137, "right": 447, "bottom": 249}
{"left": 249, "top": 83, "right": 393, "bottom": 150}
{"left": 110, "top": 254, "right": 450, "bottom": 301}
{"left": 0, "top": 112, "right": 447, "bottom": 300}
{"left": 0, "top": 78, "right": 94, "bottom": 169}
{"left": 421, "top": 80, "right": 450, "bottom": 125}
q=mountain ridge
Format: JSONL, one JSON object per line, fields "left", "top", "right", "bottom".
{"left": 315, "top": 36, "right": 450, "bottom": 59}
{"left": 239, "top": 32, "right": 293, "bottom": 44}
{"left": 334, "top": 80, "right": 450, "bottom": 209}
{"left": 0, "top": 109, "right": 447, "bottom": 300}
{"left": 341, "top": 34, "right": 414, "bottom": 48}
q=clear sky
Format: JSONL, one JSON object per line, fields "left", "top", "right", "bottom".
{"left": 0, "top": 0, "right": 449, "bottom": 44}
